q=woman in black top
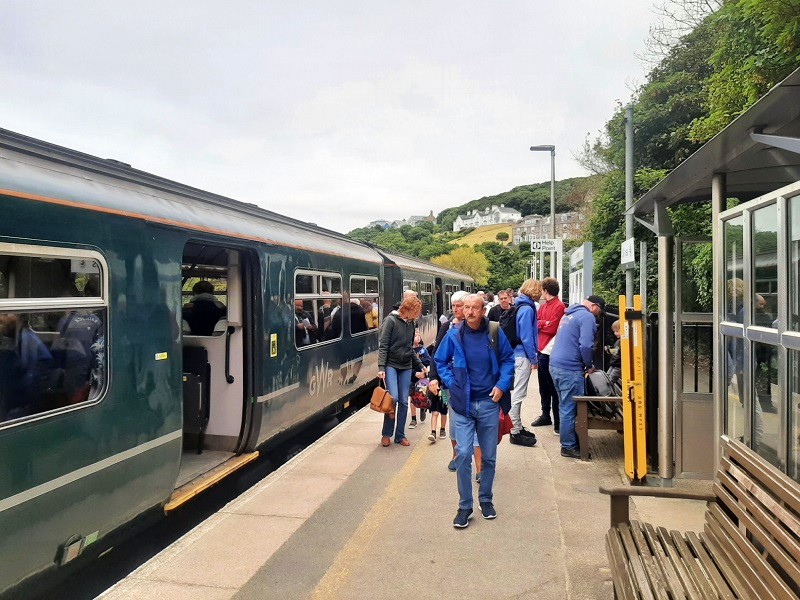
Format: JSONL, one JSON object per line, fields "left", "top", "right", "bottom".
{"left": 378, "top": 296, "right": 423, "bottom": 447}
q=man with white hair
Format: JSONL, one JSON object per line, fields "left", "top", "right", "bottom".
{"left": 434, "top": 293, "right": 515, "bottom": 528}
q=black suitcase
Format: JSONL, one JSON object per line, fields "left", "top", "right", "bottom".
{"left": 182, "top": 347, "right": 211, "bottom": 454}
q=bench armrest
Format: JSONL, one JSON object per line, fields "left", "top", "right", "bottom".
{"left": 599, "top": 486, "right": 715, "bottom": 526}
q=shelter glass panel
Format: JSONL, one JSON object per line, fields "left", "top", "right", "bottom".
{"left": 724, "top": 216, "right": 744, "bottom": 321}
{"left": 679, "top": 245, "right": 712, "bottom": 314}
{"left": 724, "top": 334, "right": 745, "bottom": 440}
{"left": 752, "top": 341, "right": 780, "bottom": 468}
{"left": 752, "top": 204, "right": 779, "bottom": 321}
{"left": 788, "top": 349, "right": 800, "bottom": 482}
{"left": 790, "top": 196, "right": 800, "bottom": 331}
{"left": 681, "top": 324, "right": 713, "bottom": 393}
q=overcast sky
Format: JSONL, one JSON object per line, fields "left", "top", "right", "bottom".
{"left": 2, "top": 2, "right": 656, "bottom": 233}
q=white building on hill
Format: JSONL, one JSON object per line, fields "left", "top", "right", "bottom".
{"left": 452, "top": 204, "right": 522, "bottom": 232}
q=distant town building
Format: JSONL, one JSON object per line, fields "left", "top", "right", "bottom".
{"left": 512, "top": 211, "right": 586, "bottom": 244}
{"left": 367, "top": 219, "right": 392, "bottom": 229}
{"left": 452, "top": 205, "right": 522, "bottom": 232}
{"left": 407, "top": 211, "right": 436, "bottom": 226}
{"left": 367, "top": 210, "right": 436, "bottom": 230}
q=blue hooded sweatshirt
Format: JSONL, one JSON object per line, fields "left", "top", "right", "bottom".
{"left": 512, "top": 294, "right": 538, "bottom": 364}
{"left": 433, "top": 318, "right": 515, "bottom": 417}
{"left": 549, "top": 303, "right": 597, "bottom": 372}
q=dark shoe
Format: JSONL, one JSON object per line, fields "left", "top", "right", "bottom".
{"left": 427, "top": 431, "right": 436, "bottom": 443}
{"left": 420, "top": 409, "right": 426, "bottom": 421}
{"left": 439, "top": 428, "right": 447, "bottom": 439}
{"left": 448, "top": 459, "right": 457, "bottom": 471}
{"left": 476, "top": 471, "right": 482, "bottom": 483}
{"left": 510, "top": 432, "right": 537, "bottom": 447}
{"left": 453, "top": 508, "right": 473, "bottom": 528}
{"left": 519, "top": 427, "right": 537, "bottom": 438}
{"left": 409, "top": 419, "right": 417, "bottom": 429}
{"left": 531, "top": 415, "right": 552, "bottom": 427}
{"left": 553, "top": 427, "right": 560, "bottom": 436}
{"left": 560, "top": 447, "right": 581, "bottom": 459}
{"left": 480, "top": 502, "right": 497, "bottom": 519}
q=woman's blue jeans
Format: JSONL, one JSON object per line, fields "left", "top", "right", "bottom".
{"left": 382, "top": 366, "right": 412, "bottom": 442}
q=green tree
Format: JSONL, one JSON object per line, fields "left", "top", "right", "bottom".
{"left": 432, "top": 246, "right": 490, "bottom": 285}
{"left": 474, "top": 242, "right": 528, "bottom": 291}
{"left": 495, "top": 232, "right": 509, "bottom": 242}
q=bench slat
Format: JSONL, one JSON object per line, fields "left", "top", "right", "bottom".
{"left": 654, "top": 526, "right": 701, "bottom": 598}
{"left": 686, "top": 531, "right": 737, "bottom": 599}
{"left": 669, "top": 530, "right": 720, "bottom": 599}
{"left": 642, "top": 522, "right": 689, "bottom": 598}
{"left": 715, "top": 472, "right": 800, "bottom": 589}
{"left": 630, "top": 521, "right": 671, "bottom": 600}
{"left": 607, "top": 528, "right": 640, "bottom": 600}
{"left": 704, "top": 515, "right": 775, "bottom": 600}
{"left": 620, "top": 523, "right": 659, "bottom": 600}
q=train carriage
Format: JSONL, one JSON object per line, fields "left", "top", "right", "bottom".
{"left": 0, "top": 128, "right": 471, "bottom": 596}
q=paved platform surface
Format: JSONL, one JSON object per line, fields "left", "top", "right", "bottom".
{"left": 101, "top": 389, "right": 711, "bottom": 599}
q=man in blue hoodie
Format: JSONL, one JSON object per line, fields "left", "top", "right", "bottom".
{"left": 434, "top": 294, "right": 515, "bottom": 528}
{"left": 549, "top": 295, "right": 605, "bottom": 459}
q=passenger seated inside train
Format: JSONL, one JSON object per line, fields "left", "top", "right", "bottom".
{"left": 183, "top": 280, "right": 227, "bottom": 336}
{"left": 294, "top": 300, "right": 317, "bottom": 347}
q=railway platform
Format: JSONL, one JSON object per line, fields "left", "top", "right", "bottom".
{"left": 100, "top": 389, "right": 710, "bottom": 600}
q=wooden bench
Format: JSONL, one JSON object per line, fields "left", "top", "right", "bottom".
{"left": 575, "top": 395, "right": 623, "bottom": 460}
{"left": 600, "top": 436, "right": 800, "bottom": 599}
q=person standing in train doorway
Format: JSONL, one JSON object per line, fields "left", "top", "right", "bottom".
{"left": 378, "top": 296, "right": 425, "bottom": 447}
{"left": 434, "top": 294, "right": 515, "bottom": 528}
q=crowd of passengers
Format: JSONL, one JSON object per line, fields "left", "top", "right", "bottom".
{"left": 293, "top": 296, "right": 379, "bottom": 348}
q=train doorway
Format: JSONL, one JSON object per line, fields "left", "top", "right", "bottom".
{"left": 175, "top": 242, "right": 253, "bottom": 492}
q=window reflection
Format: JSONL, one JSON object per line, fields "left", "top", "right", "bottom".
{"left": 789, "top": 350, "right": 800, "bottom": 482}
{"left": 752, "top": 341, "right": 779, "bottom": 468}
{"left": 724, "top": 334, "right": 744, "bottom": 441}
{"left": 724, "top": 216, "right": 744, "bottom": 322}
{"left": 294, "top": 271, "right": 343, "bottom": 349}
{"left": 0, "top": 255, "right": 102, "bottom": 300}
{"left": 752, "top": 204, "right": 779, "bottom": 322}
{"left": 349, "top": 276, "right": 379, "bottom": 335}
{"left": 790, "top": 197, "right": 800, "bottom": 331}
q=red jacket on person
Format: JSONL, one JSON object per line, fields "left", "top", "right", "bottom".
{"left": 537, "top": 297, "right": 565, "bottom": 352}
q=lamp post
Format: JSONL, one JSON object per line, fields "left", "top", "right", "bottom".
{"left": 530, "top": 145, "right": 556, "bottom": 238}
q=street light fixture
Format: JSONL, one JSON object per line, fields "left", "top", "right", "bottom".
{"left": 530, "top": 145, "right": 556, "bottom": 238}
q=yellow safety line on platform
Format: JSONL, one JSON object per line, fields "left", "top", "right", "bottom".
{"left": 311, "top": 440, "right": 429, "bottom": 599}
{"left": 163, "top": 451, "right": 259, "bottom": 514}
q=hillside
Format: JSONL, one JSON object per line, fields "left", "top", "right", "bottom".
{"left": 452, "top": 224, "right": 512, "bottom": 246}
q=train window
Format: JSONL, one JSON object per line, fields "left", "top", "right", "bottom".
{"left": 294, "top": 270, "right": 343, "bottom": 349}
{"left": 350, "top": 276, "right": 380, "bottom": 335}
{"left": 403, "top": 279, "right": 419, "bottom": 292}
{"left": 0, "top": 245, "right": 108, "bottom": 428}
{"left": 420, "top": 282, "right": 433, "bottom": 316}
{"left": 181, "top": 247, "right": 228, "bottom": 337}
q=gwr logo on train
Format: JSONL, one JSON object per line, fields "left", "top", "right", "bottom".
{"left": 308, "top": 360, "right": 335, "bottom": 396}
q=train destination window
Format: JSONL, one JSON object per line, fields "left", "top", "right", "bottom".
{"left": 350, "top": 276, "right": 380, "bottom": 334}
{"left": 0, "top": 246, "right": 108, "bottom": 427}
{"left": 294, "top": 270, "right": 343, "bottom": 349}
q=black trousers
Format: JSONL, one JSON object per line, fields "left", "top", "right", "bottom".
{"left": 537, "top": 352, "right": 559, "bottom": 427}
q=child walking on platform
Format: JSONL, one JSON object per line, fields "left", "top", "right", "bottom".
{"left": 409, "top": 333, "right": 430, "bottom": 430}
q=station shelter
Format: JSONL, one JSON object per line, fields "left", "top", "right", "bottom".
{"left": 629, "top": 66, "right": 800, "bottom": 484}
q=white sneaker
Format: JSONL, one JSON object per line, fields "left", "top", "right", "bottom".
{"left": 409, "top": 420, "right": 417, "bottom": 429}
{"left": 427, "top": 431, "right": 436, "bottom": 443}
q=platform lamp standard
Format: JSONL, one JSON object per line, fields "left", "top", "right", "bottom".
{"left": 530, "top": 144, "right": 556, "bottom": 279}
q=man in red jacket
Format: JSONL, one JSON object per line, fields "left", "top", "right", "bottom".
{"left": 531, "top": 277, "right": 565, "bottom": 434}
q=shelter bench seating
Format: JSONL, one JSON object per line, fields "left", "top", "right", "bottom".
{"left": 599, "top": 436, "right": 800, "bottom": 599}
{"left": 574, "top": 395, "right": 623, "bottom": 461}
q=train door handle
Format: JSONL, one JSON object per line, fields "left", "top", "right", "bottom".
{"left": 225, "top": 326, "right": 235, "bottom": 384}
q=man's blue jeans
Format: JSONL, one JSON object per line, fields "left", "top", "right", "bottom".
{"left": 451, "top": 398, "right": 500, "bottom": 510}
{"left": 550, "top": 366, "right": 585, "bottom": 450}
{"left": 382, "top": 366, "right": 412, "bottom": 442}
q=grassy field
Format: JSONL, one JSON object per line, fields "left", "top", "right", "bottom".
{"left": 452, "top": 223, "right": 513, "bottom": 246}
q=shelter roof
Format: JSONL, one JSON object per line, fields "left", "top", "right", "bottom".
{"left": 630, "top": 67, "right": 800, "bottom": 217}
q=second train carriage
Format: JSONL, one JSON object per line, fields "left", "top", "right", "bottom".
{"left": 0, "top": 128, "right": 473, "bottom": 595}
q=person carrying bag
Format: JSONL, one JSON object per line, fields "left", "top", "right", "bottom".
{"left": 370, "top": 379, "right": 395, "bottom": 416}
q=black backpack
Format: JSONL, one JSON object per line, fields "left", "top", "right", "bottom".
{"left": 498, "top": 305, "right": 520, "bottom": 347}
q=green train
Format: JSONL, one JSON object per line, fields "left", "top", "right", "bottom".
{"left": 0, "top": 128, "right": 474, "bottom": 596}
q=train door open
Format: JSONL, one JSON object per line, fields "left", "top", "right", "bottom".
{"left": 172, "top": 242, "right": 256, "bottom": 502}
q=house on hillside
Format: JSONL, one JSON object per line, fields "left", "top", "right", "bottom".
{"left": 512, "top": 211, "right": 586, "bottom": 243}
{"left": 452, "top": 204, "right": 522, "bottom": 232}
{"left": 367, "top": 219, "right": 391, "bottom": 229}
{"left": 407, "top": 211, "right": 436, "bottom": 227}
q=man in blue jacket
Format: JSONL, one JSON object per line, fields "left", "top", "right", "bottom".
{"left": 549, "top": 295, "right": 605, "bottom": 459}
{"left": 434, "top": 294, "right": 515, "bottom": 528}
{"left": 508, "top": 278, "right": 540, "bottom": 446}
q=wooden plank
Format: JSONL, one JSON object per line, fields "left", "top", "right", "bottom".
{"left": 654, "top": 526, "right": 701, "bottom": 598}
{"left": 669, "top": 530, "right": 719, "bottom": 599}
{"left": 607, "top": 529, "right": 638, "bottom": 600}
{"left": 577, "top": 397, "right": 590, "bottom": 461}
{"left": 619, "top": 523, "right": 657, "bottom": 600}
{"left": 704, "top": 515, "right": 772, "bottom": 600}
{"left": 714, "top": 472, "right": 800, "bottom": 589}
{"left": 630, "top": 521, "right": 670, "bottom": 600}
{"left": 642, "top": 522, "right": 688, "bottom": 598}
{"left": 686, "top": 531, "right": 737, "bottom": 600}
{"left": 708, "top": 502, "right": 793, "bottom": 598}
